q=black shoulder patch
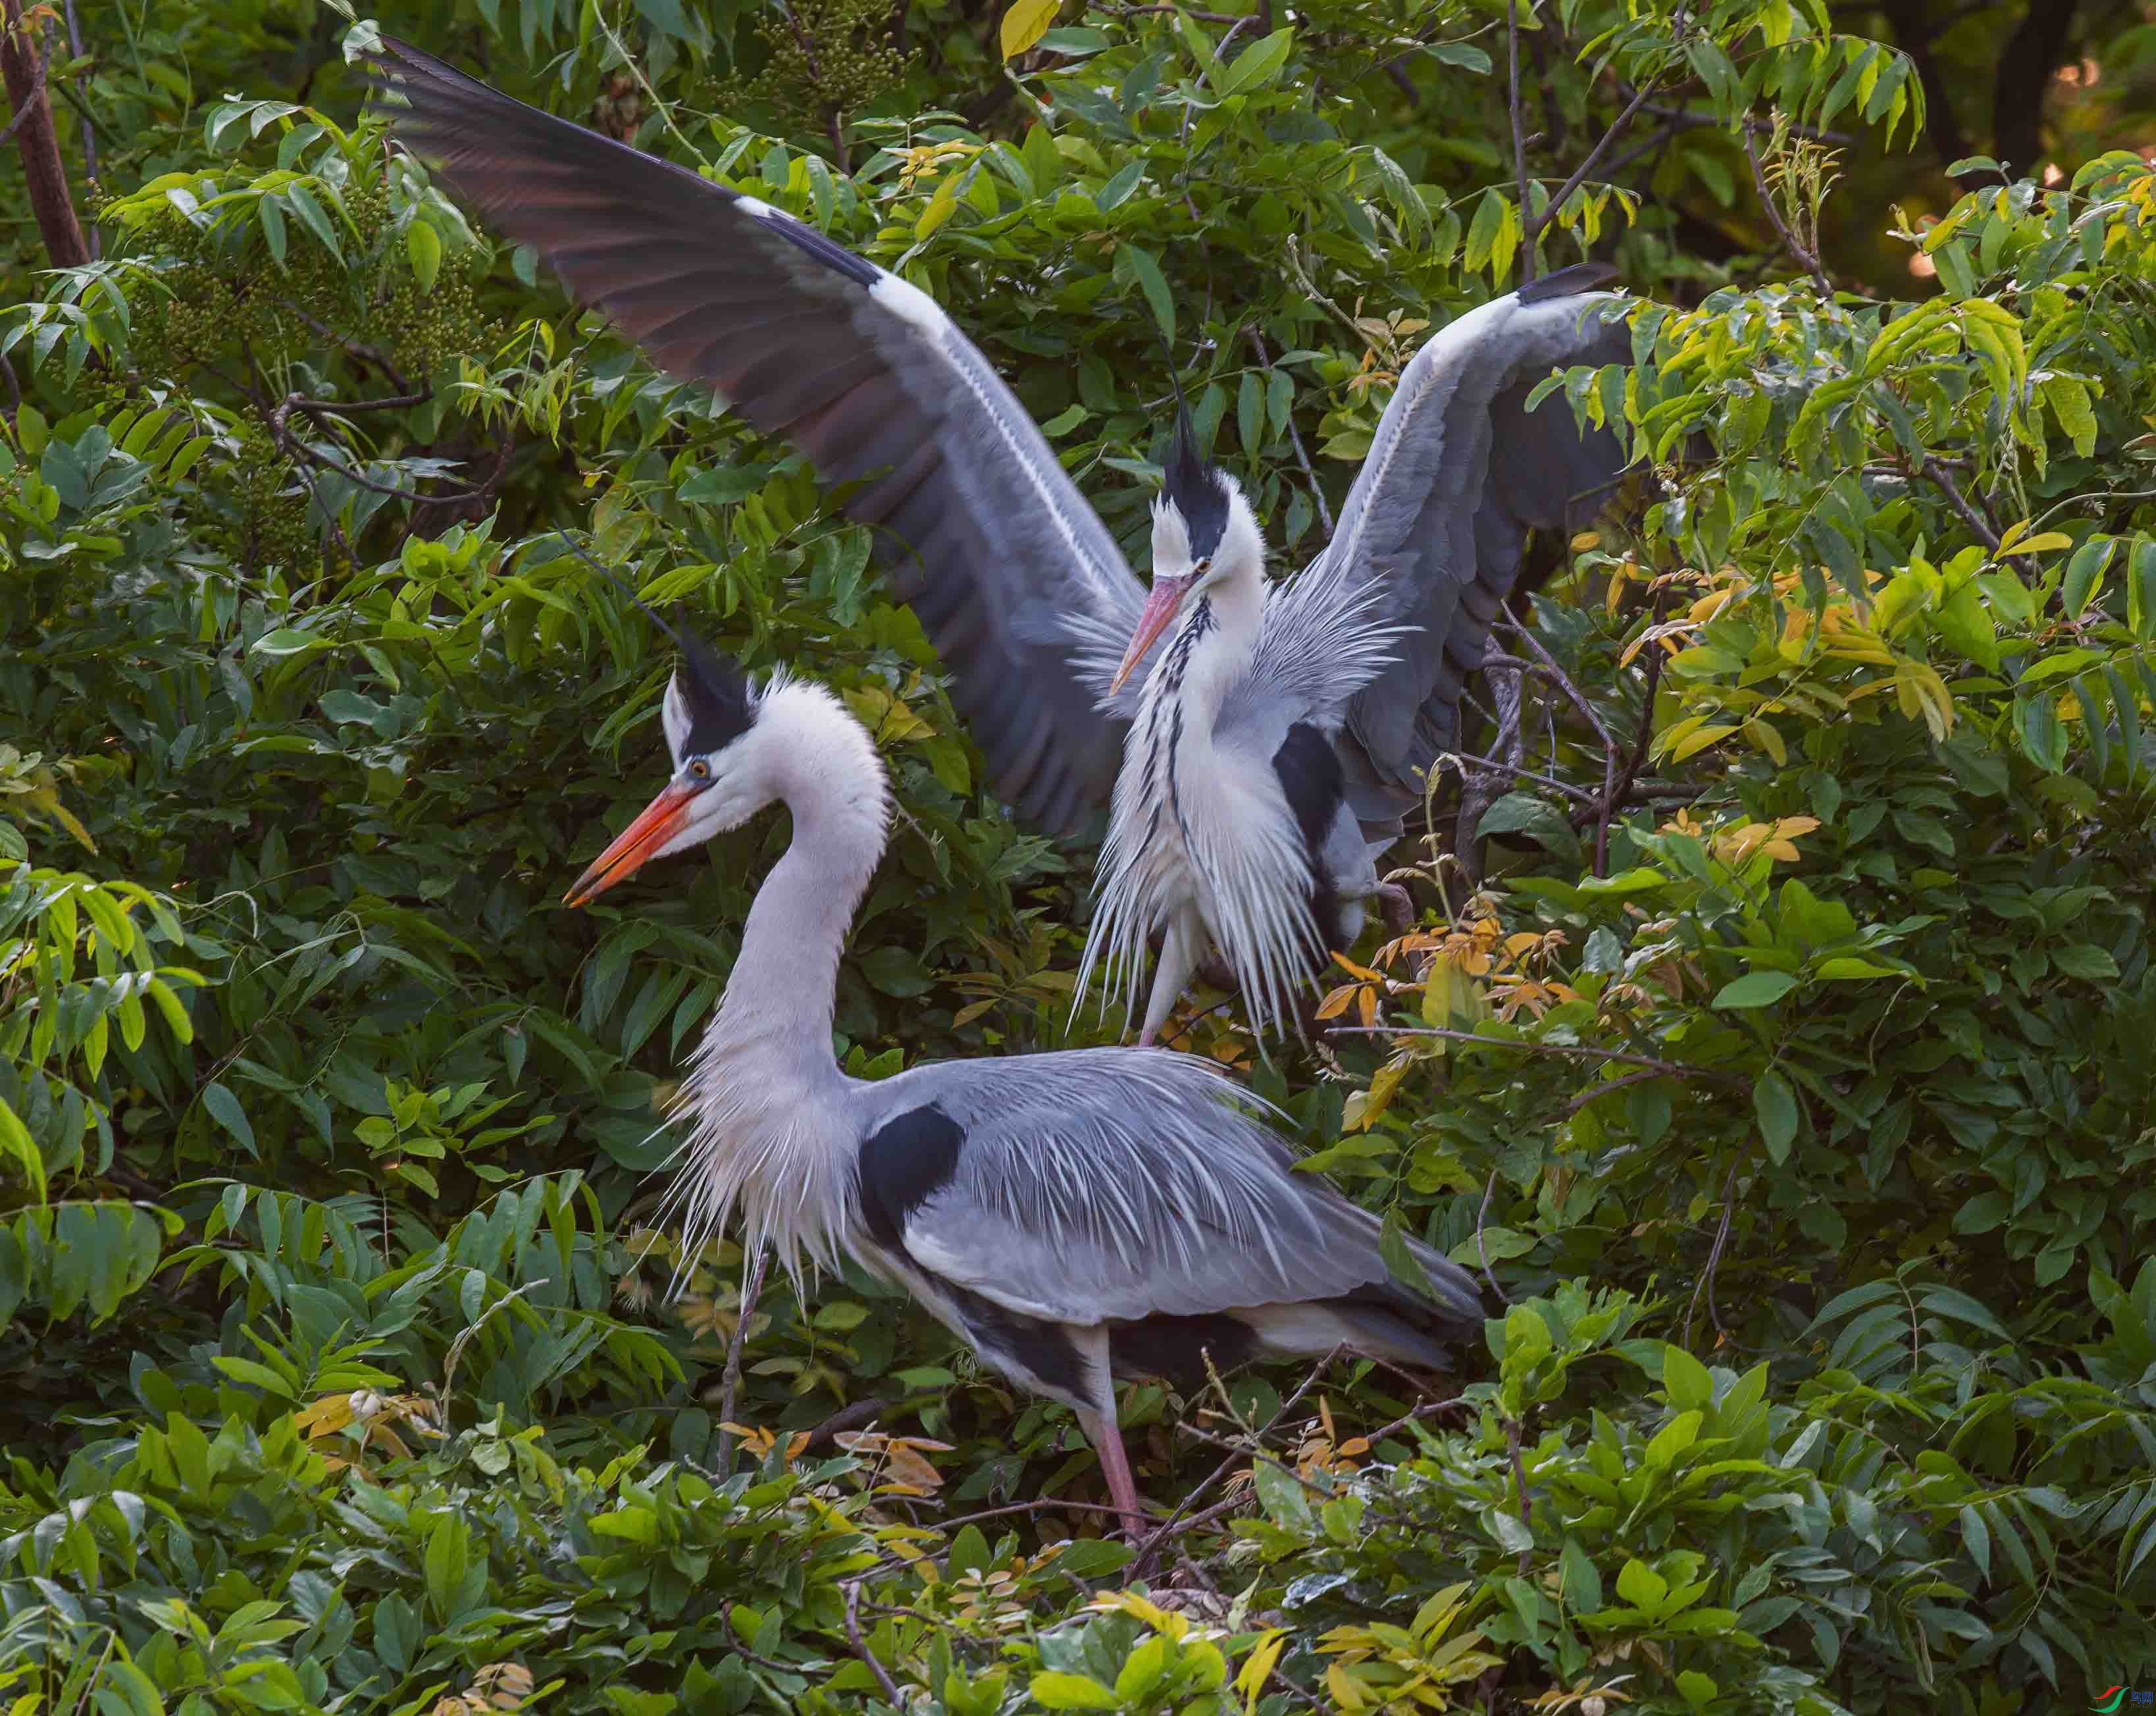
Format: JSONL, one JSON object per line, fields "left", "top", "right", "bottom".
{"left": 674, "top": 630, "right": 755, "bottom": 756}
{"left": 1274, "top": 723, "right": 1347, "bottom": 955}
{"left": 1517, "top": 261, "right": 1619, "bottom": 305}
{"left": 858, "top": 1103, "right": 966, "bottom": 1249}
{"left": 1162, "top": 407, "right": 1230, "bottom": 561}
{"left": 1273, "top": 723, "right": 1343, "bottom": 853}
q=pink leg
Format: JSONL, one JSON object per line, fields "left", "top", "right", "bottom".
{"left": 1079, "top": 1407, "right": 1150, "bottom": 1540}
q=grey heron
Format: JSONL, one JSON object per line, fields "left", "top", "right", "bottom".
{"left": 371, "top": 39, "right": 1637, "bottom": 1045}
{"left": 561, "top": 626, "right": 1485, "bottom": 1536}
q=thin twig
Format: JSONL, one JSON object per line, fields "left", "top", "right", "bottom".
{"left": 1331, "top": 1022, "right": 1750, "bottom": 1090}
{"left": 1685, "top": 1144, "right": 1749, "bottom": 1348}
{"left": 1742, "top": 124, "right": 1832, "bottom": 294}
{"left": 843, "top": 1580, "right": 902, "bottom": 1707}
{"left": 1363, "top": 1394, "right": 1470, "bottom": 1446}
{"left": 1439, "top": 746, "right": 1598, "bottom": 805}
{"left": 1558, "top": 1064, "right": 1673, "bottom": 1117}
{"left": 1504, "top": 1417, "right": 1533, "bottom": 1575}
{"left": 1506, "top": 0, "right": 1533, "bottom": 283}
{"left": 921, "top": 1496, "right": 1130, "bottom": 1532}
{"left": 439, "top": 1277, "right": 551, "bottom": 1415}
{"left": 61, "top": 0, "right": 93, "bottom": 259}
{"left": 1475, "top": 1169, "right": 1510, "bottom": 1305}
{"left": 1246, "top": 326, "right": 1333, "bottom": 538}
{"left": 1594, "top": 588, "right": 1670, "bottom": 874}
{"left": 1135, "top": 1346, "right": 1344, "bottom": 1563}
{"left": 1503, "top": 617, "right": 1619, "bottom": 755}
{"left": 715, "top": 1247, "right": 770, "bottom": 1471}
{"left": 1524, "top": 78, "right": 1655, "bottom": 246}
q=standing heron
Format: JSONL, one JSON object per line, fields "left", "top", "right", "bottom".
{"left": 563, "top": 625, "right": 1485, "bottom": 1536}
{"left": 371, "top": 40, "right": 1637, "bottom": 1044}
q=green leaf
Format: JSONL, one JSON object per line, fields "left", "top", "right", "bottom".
{"left": 1111, "top": 242, "right": 1174, "bottom": 343}
{"left": 1028, "top": 1673, "right": 1121, "bottom": 1711}
{"left": 405, "top": 219, "right": 443, "bottom": 293}
{"left": 1000, "top": 0, "right": 1058, "bottom": 61}
{"left": 1662, "top": 1343, "right": 1714, "bottom": 1412}
{"left": 1215, "top": 26, "right": 1294, "bottom": 97}
{"left": 1712, "top": 971, "right": 1798, "bottom": 1009}
{"left": 1754, "top": 1071, "right": 1798, "bottom": 1162}
{"left": 201, "top": 1080, "right": 256, "bottom": 1156}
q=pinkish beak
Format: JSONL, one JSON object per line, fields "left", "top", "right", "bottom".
{"left": 1110, "top": 574, "right": 1193, "bottom": 694}
{"left": 565, "top": 782, "right": 698, "bottom": 906}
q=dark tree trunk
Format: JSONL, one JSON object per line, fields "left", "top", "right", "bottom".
{"left": 2, "top": 0, "right": 88, "bottom": 270}
{"left": 1991, "top": 0, "right": 2079, "bottom": 178}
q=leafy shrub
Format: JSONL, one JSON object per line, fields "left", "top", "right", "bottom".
{"left": 3, "top": 0, "right": 2151, "bottom": 1710}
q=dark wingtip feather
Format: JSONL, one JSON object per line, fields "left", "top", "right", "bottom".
{"left": 1516, "top": 261, "right": 1621, "bottom": 304}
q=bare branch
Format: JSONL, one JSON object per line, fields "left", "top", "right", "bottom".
{"left": 1246, "top": 326, "right": 1333, "bottom": 538}
{"left": 843, "top": 1580, "right": 902, "bottom": 1707}
{"left": 1475, "top": 1169, "right": 1510, "bottom": 1305}
{"left": 1, "top": 0, "right": 88, "bottom": 266}
{"left": 1524, "top": 78, "right": 1656, "bottom": 247}
{"left": 1506, "top": 0, "right": 1533, "bottom": 283}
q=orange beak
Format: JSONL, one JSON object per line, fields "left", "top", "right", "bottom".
{"left": 1110, "top": 574, "right": 1192, "bottom": 694}
{"left": 565, "top": 782, "right": 699, "bottom": 906}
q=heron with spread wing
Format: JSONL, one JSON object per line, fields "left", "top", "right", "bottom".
{"left": 371, "top": 39, "right": 1636, "bottom": 1044}
{"left": 562, "top": 626, "right": 1485, "bottom": 1535}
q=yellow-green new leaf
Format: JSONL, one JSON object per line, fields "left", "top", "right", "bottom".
{"left": 1000, "top": 0, "right": 1058, "bottom": 61}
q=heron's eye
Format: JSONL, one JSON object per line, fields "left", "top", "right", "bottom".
{"left": 688, "top": 759, "right": 711, "bottom": 782}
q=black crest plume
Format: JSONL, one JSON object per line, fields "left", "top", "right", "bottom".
{"left": 542, "top": 533, "right": 754, "bottom": 753}
{"left": 1157, "top": 366, "right": 1230, "bottom": 563}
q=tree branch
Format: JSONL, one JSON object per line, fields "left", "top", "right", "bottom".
{"left": 1245, "top": 326, "right": 1333, "bottom": 538}
{"left": 1524, "top": 77, "right": 1655, "bottom": 247}
{"left": 1, "top": 0, "right": 88, "bottom": 268}
{"left": 1506, "top": 0, "right": 1533, "bottom": 283}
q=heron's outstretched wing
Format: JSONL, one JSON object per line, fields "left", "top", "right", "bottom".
{"left": 855, "top": 1049, "right": 1483, "bottom": 1327}
{"left": 369, "top": 39, "right": 1144, "bottom": 837}
{"left": 1291, "top": 268, "right": 1637, "bottom": 825}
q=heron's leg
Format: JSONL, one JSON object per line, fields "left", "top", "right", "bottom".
{"left": 1077, "top": 1406, "right": 1150, "bottom": 1541}
{"left": 1137, "top": 909, "right": 1204, "bottom": 1047}
{"left": 1068, "top": 1325, "right": 1149, "bottom": 1539}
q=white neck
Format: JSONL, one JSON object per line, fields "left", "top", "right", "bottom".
{"left": 704, "top": 680, "right": 889, "bottom": 1086}
{"left": 667, "top": 680, "right": 888, "bottom": 1280}
{"left": 1163, "top": 557, "right": 1266, "bottom": 719}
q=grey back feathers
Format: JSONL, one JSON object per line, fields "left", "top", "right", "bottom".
{"left": 863, "top": 1047, "right": 1484, "bottom": 1327}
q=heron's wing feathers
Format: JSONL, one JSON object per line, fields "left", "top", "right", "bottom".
{"left": 370, "top": 38, "right": 1143, "bottom": 837}
{"left": 868, "top": 1051, "right": 1482, "bottom": 1328}
{"left": 1304, "top": 268, "right": 1637, "bottom": 824}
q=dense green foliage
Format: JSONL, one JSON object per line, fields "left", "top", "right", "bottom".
{"left": 4, "top": 1, "right": 2155, "bottom": 1711}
